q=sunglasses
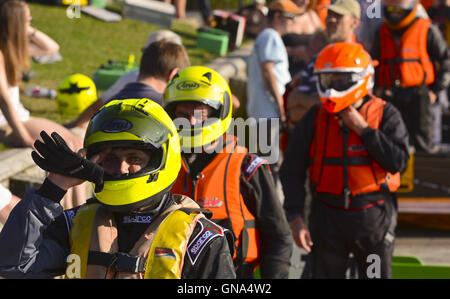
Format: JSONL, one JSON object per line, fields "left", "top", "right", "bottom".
{"left": 282, "top": 12, "right": 297, "bottom": 19}
{"left": 384, "top": 6, "right": 408, "bottom": 13}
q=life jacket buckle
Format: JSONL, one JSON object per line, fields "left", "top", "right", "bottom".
{"left": 344, "top": 188, "right": 351, "bottom": 210}
{"left": 114, "top": 252, "right": 147, "bottom": 273}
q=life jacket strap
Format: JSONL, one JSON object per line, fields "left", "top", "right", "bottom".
{"left": 87, "top": 251, "right": 147, "bottom": 273}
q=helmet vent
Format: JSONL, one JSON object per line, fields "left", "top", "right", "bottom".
{"left": 147, "top": 172, "right": 159, "bottom": 183}
{"left": 202, "top": 72, "right": 212, "bottom": 83}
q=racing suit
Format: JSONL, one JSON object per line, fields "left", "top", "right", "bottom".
{"left": 0, "top": 179, "right": 236, "bottom": 279}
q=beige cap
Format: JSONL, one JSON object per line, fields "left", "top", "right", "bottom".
{"left": 327, "top": 0, "right": 361, "bottom": 18}
{"left": 143, "top": 30, "right": 182, "bottom": 49}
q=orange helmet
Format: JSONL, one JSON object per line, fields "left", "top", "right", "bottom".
{"left": 314, "top": 42, "right": 375, "bottom": 114}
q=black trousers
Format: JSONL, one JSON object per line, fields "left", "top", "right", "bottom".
{"left": 388, "top": 85, "right": 434, "bottom": 153}
{"left": 307, "top": 194, "right": 397, "bottom": 279}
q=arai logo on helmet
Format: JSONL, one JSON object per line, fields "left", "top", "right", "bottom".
{"left": 176, "top": 80, "right": 200, "bottom": 91}
{"left": 101, "top": 118, "right": 133, "bottom": 133}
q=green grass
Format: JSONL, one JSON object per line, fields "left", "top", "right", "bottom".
{"left": 20, "top": 2, "right": 218, "bottom": 125}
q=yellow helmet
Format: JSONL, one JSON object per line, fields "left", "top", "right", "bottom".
{"left": 83, "top": 98, "right": 181, "bottom": 211}
{"left": 57, "top": 73, "right": 97, "bottom": 115}
{"left": 163, "top": 66, "right": 232, "bottom": 151}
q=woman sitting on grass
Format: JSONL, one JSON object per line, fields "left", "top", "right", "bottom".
{"left": 0, "top": 0, "right": 86, "bottom": 209}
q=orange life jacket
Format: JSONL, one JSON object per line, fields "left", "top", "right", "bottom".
{"left": 378, "top": 18, "right": 435, "bottom": 88}
{"left": 170, "top": 137, "right": 260, "bottom": 267}
{"left": 308, "top": 95, "right": 400, "bottom": 200}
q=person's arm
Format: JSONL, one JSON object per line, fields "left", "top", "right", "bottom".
{"left": 240, "top": 154, "right": 293, "bottom": 278}
{"left": 181, "top": 218, "right": 236, "bottom": 279}
{"left": 280, "top": 105, "right": 316, "bottom": 220}
{"left": 27, "top": 26, "right": 60, "bottom": 57}
{"left": 370, "top": 27, "right": 382, "bottom": 92}
{"left": 0, "top": 51, "right": 34, "bottom": 147}
{"left": 0, "top": 179, "right": 69, "bottom": 278}
{"left": 426, "top": 23, "right": 450, "bottom": 95}
{"left": 261, "top": 61, "right": 287, "bottom": 122}
{"left": 280, "top": 105, "right": 317, "bottom": 252}
{"left": 65, "top": 98, "right": 103, "bottom": 129}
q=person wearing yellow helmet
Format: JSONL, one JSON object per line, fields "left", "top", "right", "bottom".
{"left": 0, "top": 98, "right": 236, "bottom": 279}
{"left": 164, "top": 66, "right": 293, "bottom": 279}
{"left": 280, "top": 42, "right": 410, "bottom": 278}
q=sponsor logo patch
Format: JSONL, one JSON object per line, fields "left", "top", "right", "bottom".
{"left": 101, "top": 118, "right": 133, "bottom": 133}
{"left": 122, "top": 215, "right": 153, "bottom": 224}
{"left": 176, "top": 81, "right": 199, "bottom": 91}
{"left": 198, "top": 197, "right": 223, "bottom": 208}
{"left": 348, "top": 144, "right": 366, "bottom": 152}
{"left": 243, "top": 156, "right": 265, "bottom": 180}
{"left": 187, "top": 221, "right": 223, "bottom": 265}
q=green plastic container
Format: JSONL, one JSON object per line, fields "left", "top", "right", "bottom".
{"left": 93, "top": 56, "right": 138, "bottom": 90}
{"left": 196, "top": 31, "right": 229, "bottom": 56}
{"left": 90, "top": 0, "right": 106, "bottom": 8}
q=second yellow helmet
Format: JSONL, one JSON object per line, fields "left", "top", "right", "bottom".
{"left": 163, "top": 66, "right": 232, "bottom": 150}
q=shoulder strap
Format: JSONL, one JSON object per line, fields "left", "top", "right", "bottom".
{"left": 67, "top": 202, "right": 102, "bottom": 279}
{"left": 144, "top": 209, "right": 204, "bottom": 279}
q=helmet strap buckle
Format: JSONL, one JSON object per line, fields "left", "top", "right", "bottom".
{"left": 147, "top": 172, "right": 159, "bottom": 183}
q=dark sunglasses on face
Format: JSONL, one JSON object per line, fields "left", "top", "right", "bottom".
{"left": 384, "top": 6, "right": 408, "bottom": 13}
{"left": 282, "top": 12, "right": 296, "bottom": 19}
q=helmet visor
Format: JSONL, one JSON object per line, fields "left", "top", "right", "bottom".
{"left": 165, "top": 80, "right": 223, "bottom": 110}
{"left": 86, "top": 103, "right": 172, "bottom": 149}
{"left": 100, "top": 146, "right": 165, "bottom": 181}
{"left": 318, "top": 73, "right": 357, "bottom": 92}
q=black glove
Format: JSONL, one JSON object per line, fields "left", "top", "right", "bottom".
{"left": 31, "top": 131, "right": 104, "bottom": 193}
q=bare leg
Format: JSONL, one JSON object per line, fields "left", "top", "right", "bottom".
{"left": 24, "top": 117, "right": 88, "bottom": 208}
{"left": 0, "top": 192, "right": 21, "bottom": 224}
{"left": 164, "top": 0, "right": 186, "bottom": 19}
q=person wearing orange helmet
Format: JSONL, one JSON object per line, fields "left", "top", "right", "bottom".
{"left": 285, "top": 0, "right": 361, "bottom": 126}
{"left": 280, "top": 42, "right": 410, "bottom": 278}
{"left": 371, "top": 0, "right": 450, "bottom": 154}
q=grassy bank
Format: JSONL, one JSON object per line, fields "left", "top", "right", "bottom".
{"left": 20, "top": 2, "right": 218, "bottom": 125}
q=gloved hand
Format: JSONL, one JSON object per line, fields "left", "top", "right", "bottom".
{"left": 31, "top": 131, "right": 104, "bottom": 192}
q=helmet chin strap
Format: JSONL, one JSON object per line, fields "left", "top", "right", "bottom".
{"left": 129, "top": 192, "right": 169, "bottom": 215}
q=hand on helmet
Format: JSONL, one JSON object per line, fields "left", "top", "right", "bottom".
{"left": 32, "top": 131, "right": 104, "bottom": 192}
{"left": 339, "top": 105, "right": 369, "bottom": 136}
